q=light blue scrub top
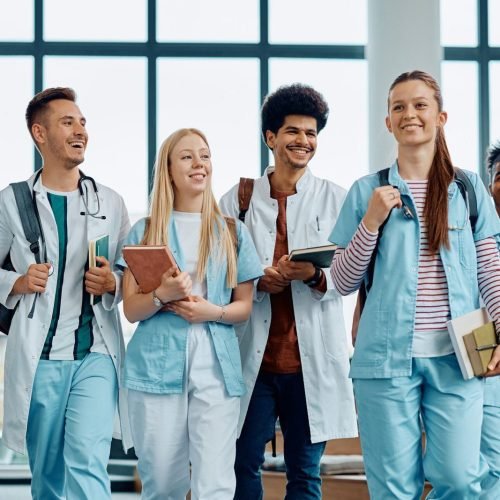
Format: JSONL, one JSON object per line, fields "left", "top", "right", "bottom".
{"left": 118, "top": 217, "right": 263, "bottom": 397}
{"left": 329, "top": 163, "right": 500, "bottom": 379}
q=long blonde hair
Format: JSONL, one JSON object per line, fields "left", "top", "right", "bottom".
{"left": 142, "top": 128, "right": 237, "bottom": 288}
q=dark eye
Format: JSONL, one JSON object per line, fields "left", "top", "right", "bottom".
{"left": 181, "top": 155, "right": 192, "bottom": 160}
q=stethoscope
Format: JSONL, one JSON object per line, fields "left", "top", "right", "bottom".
{"left": 78, "top": 171, "right": 106, "bottom": 220}
{"left": 27, "top": 169, "right": 106, "bottom": 318}
{"left": 31, "top": 168, "right": 106, "bottom": 275}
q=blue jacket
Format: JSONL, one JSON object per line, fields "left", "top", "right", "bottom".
{"left": 119, "top": 216, "right": 263, "bottom": 396}
{"left": 329, "top": 163, "right": 500, "bottom": 379}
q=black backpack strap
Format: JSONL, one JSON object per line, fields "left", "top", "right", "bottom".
{"left": 10, "top": 181, "right": 43, "bottom": 319}
{"left": 377, "top": 167, "right": 390, "bottom": 188}
{"left": 365, "top": 168, "right": 391, "bottom": 292}
{"left": 10, "top": 181, "right": 42, "bottom": 263}
{"left": 454, "top": 167, "right": 478, "bottom": 234}
{"left": 237, "top": 177, "right": 255, "bottom": 223}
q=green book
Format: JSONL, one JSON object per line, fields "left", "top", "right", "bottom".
{"left": 89, "top": 234, "right": 109, "bottom": 306}
{"left": 289, "top": 244, "right": 337, "bottom": 268}
{"left": 462, "top": 322, "right": 498, "bottom": 376}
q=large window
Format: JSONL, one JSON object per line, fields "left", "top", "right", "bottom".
{"left": 0, "top": 1, "right": 498, "bottom": 194}
{"left": 441, "top": 0, "right": 500, "bottom": 175}
{"left": 0, "top": 0, "right": 498, "bottom": 453}
{"left": 0, "top": 0, "right": 368, "bottom": 206}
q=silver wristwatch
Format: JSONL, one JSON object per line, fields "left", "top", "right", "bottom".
{"left": 152, "top": 289, "right": 165, "bottom": 307}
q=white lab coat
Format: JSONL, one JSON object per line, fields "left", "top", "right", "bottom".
{"left": 0, "top": 172, "right": 132, "bottom": 454}
{"left": 219, "top": 167, "right": 358, "bottom": 443}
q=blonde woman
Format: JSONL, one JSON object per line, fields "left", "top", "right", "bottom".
{"left": 120, "top": 128, "right": 262, "bottom": 500}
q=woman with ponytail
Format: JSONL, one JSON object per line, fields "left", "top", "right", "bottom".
{"left": 119, "top": 128, "right": 262, "bottom": 499}
{"left": 329, "top": 71, "right": 500, "bottom": 498}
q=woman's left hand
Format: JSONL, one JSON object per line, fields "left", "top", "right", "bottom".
{"left": 485, "top": 345, "right": 500, "bottom": 377}
{"left": 164, "top": 296, "right": 221, "bottom": 324}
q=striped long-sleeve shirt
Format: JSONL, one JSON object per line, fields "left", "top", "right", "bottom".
{"left": 331, "top": 180, "right": 500, "bottom": 337}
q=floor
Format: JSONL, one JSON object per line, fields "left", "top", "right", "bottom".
{"left": 0, "top": 486, "right": 140, "bottom": 499}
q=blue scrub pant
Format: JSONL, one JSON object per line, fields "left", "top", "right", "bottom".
{"left": 234, "top": 371, "right": 326, "bottom": 500}
{"left": 26, "top": 352, "right": 117, "bottom": 500}
{"left": 354, "top": 355, "right": 484, "bottom": 500}
{"left": 480, "top": 376, "right": 500, "bottom": 499}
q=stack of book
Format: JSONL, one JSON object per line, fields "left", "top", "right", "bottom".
{"left": 447, "top": 308, "right": 498, "bottom": 379}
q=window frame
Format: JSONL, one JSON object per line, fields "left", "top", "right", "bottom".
{"left": 0, "top": 0, "right": 498, "bottom": 183}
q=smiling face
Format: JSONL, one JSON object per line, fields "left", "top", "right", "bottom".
{"left": 385, "top": 79, "right": 447, "bottom": 148}
{"left": 169, "top": 133, "right": 212, "bottom": 200}
{"left": 266, "top": 114, "right": 318, "bottom": 172}
{"left": 32, "top": 99, "right": 88, "bottom": 170}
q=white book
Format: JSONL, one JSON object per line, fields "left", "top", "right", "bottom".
{"left": 446, "top": 307, "right": 491, "bottom": 380}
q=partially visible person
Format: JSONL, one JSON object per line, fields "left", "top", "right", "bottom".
{"left": 330, "top": 71, "right": 500, "bottom": 499}
{"left": 481, "top": 140, "right": 500, "bottom": 499}
{"left": 120, "top": 128, "right": 262, "bottom": 500}
{"left": 220, "top": 83, "right": 357, "bottom": 500}
{"left": 0, "top": 87, "right": 131, "bottom": 499}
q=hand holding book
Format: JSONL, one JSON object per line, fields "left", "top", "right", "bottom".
{"left": 155, "top": 266, "right": 193, "bottom": 304}
{"left": 122, "top": 245, "right": 193, "bottom": 302}
{"left": 485, "top": 344, "right": 500, "bottom": 377}
{"left": 87, "top": 234, "right": 112, "bottom": 305}
{"left": 288, "top": 244, "right": 337, "bottom": 268}
{"left": 447, "top": 308, "right": 500, "bottom": 379}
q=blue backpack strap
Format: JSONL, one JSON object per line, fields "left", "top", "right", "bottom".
{"left": 454, "top": 167, "right": 478, "bottom": 234}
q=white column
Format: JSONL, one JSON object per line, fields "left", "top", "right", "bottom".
{"left": 368, "top": 0, "right": 442, "bottom": 172}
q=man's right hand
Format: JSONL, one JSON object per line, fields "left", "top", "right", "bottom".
{"left": 257, "top": 266, "right": 290, "bottom": 294}
{"left": 12, "top": 262, "right": 52, "bottom": 295}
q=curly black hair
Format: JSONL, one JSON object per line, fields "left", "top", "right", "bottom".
{"left": 487, "top": 141, "right": 500, "bottom": 183}
{"left": 261, "top": 83, "right": 329, "bottom": 144}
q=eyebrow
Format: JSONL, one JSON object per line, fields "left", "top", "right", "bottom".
{"left": 284, "top": 126, "right": 317, "bottom": 133}
{"left": 59, "top": 114, "right": 86, "bottom": 123}
{"left": 392, "top": 96, "right": 430, "bottom": 104}
{"left": 178, "top": 148, "right": 209, "bottom": 154}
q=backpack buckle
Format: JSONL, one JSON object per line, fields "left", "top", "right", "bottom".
{"left": 29, "top": 242, "right": 40, "bottom": 255}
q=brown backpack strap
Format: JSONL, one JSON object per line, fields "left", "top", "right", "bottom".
{"left": 238, "top": 177, "right": 255, "bottom": 223}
